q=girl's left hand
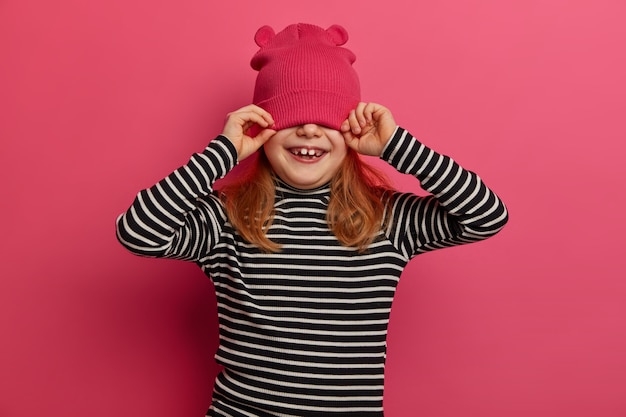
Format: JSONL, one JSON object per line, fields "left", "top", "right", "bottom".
{"left": 341, "top": 102, "right": 397, "bottom": 156}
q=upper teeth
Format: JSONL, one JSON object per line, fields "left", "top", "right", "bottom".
{"left": 293, "top": 148, "right": 323, "bottom": 157}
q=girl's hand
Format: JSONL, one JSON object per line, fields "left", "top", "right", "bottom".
{"left": 340, "top": 102, "right": 397, "bottom": 156}
{"left": 221, "top": 104, "right": 276, "bottom": 161}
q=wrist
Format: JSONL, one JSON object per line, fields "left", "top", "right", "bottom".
{"left": 379, "top": 126, "right": 401, "bottom": 157}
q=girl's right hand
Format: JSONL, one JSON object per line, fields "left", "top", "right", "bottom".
{"left": 221, "top": 104, "right": 276, "bottom": 161}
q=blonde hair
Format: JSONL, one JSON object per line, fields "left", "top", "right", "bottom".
{"left": 218, "top": 149, "right": 395, "bottom": 253}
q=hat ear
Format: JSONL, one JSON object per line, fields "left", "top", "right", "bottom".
{"left": 254, "top": 25, "right": 275, "bottom": 47}
{"left": 326, "top": 24, "right": 349, "bottom": 46}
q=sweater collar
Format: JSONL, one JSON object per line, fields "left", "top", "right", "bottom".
{"left": 274, "top": 178, "right": 331, "bottom": 200}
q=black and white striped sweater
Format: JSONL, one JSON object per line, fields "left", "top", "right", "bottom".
{"left": 116, "top": 127, "right": 508, "bottom": 416}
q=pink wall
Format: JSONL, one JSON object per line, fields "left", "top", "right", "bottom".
{"left": 1, "top": 0, "right": 625, "bottom": 416}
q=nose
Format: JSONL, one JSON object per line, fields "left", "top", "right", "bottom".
{"left": 297, "top": 124, "right": 322, "bottom": 138}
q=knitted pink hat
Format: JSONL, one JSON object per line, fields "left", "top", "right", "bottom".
{"left": 251, "top": 23, "right": 361, "bottom": 131}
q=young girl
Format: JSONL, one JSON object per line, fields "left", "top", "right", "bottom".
{"left": 116, "top": 23, "right": 508, "bottom": 417}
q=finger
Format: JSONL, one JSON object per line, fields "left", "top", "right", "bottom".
{"left": 246, "top": 105, "right": 275, "bottom": 127}
{"left": 342, "top": 130, "right": 360, "bottom": 152}
{"left": 254, "top": 107, "right": 275, "bottom": 128}
{"left": 347, "top": 109, "right": 362, "bottom": 134}
{"left": 254, "top": 128, "right": 276, "bottom": 144}
{"left": 237, "top": 104, "right": 274, "bottom": 120}
{"left": 363, "top": 102, "right": 379, "bottom": 124}
{"left": 376, "top": 106, "right": 391, "bottom": 124}
{"left": 355, "top": 102, "right": 368, "bottom": 127}
{"left": 236, "top": 110, "right": 273, "bottom": 129}
{"left": 237, "top": 127, "right": 277, "bottom": 161}
{"left": 228, "top": 105, "right": 274, "bottom": 127}
{"left": 340, "top": 119, "right": 351, "bottom": 133}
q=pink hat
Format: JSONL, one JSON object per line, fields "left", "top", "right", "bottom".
{"left": 251, "top": 23, "right": 361, "bottom": 131}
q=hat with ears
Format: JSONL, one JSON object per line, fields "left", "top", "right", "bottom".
{"left": 250, "top": 23, "right": 361, "bottom": 131}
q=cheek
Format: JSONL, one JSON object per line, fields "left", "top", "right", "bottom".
{"left": 333, "top": 143, "right": 348, "bottom": 162}
{"left": 327, "top": 149, "right": 348, "bottom": 177}
{"left": 263, "top": 140, "right": 283, "bottom": 160}
{"left": 329, "top": 133, "right": 348, "bottom": 153}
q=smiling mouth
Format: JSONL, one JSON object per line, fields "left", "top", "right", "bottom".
{"left": 289, "top": 147, "right": 326, "bottom": 159}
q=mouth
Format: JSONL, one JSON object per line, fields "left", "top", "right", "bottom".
{"left": 288, "top": 147, "right": 327, "bottom": 160}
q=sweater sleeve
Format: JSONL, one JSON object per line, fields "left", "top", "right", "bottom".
{"left": 381, "top": 127, "right": 508, "bottom": 259}
{"left": 115, "top": 135, "right": 238, "bottom": 261}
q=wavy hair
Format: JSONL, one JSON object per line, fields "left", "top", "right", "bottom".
{"left": 218, "top": 149, "right": 395, "bottom": 253}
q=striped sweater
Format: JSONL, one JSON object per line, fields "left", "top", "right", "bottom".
{"left": 116, "top": 127, "right": 508, "bottom": 416}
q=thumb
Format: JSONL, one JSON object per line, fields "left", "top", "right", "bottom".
{"left": 254, "top": 128, "right": 276, "bottom": 145}
{"left": 342, "top": 131, "right": 361, "bottom": 153}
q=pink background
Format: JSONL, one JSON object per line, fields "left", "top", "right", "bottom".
{"left": 1, "top": 0, "right": 625, "bottom": 416}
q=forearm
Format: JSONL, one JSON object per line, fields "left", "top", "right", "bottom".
{"left": 382, "top": 127, "right": 508, "bottom": 249}
{"left": 116, "top": 135, "right": 237, "bottom": 257}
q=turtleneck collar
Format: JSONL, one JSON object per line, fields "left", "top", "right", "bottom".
{"left": 274, "top": 177, "right": 331, "bottom": 200}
